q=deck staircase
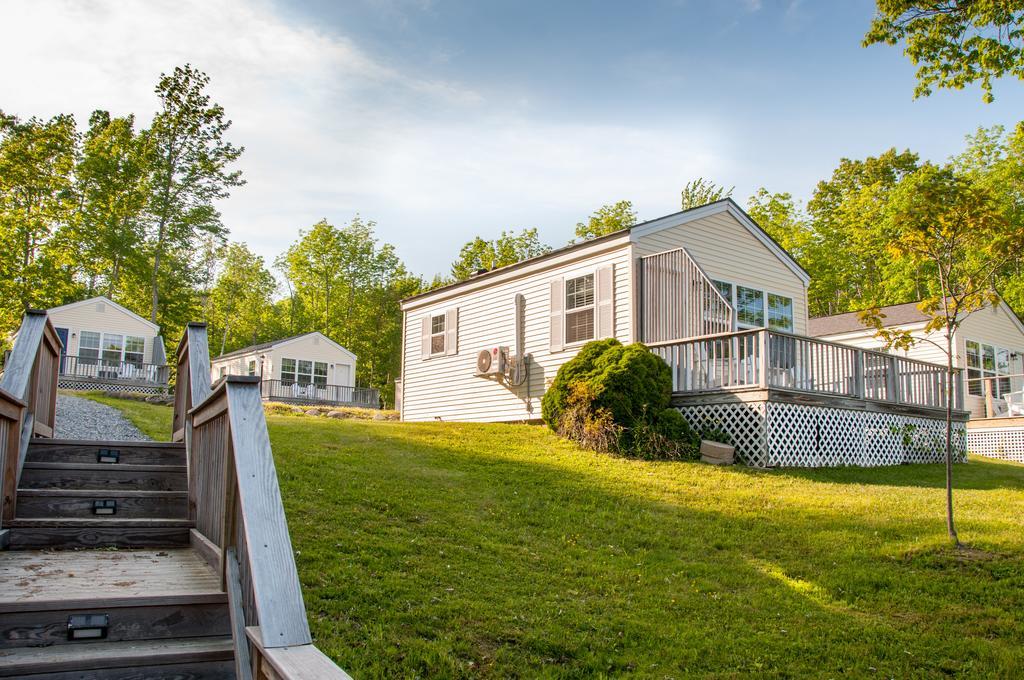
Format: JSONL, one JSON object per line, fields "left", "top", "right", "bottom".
{"left": 0, "top": 312, "right": 349, "bottom": 679}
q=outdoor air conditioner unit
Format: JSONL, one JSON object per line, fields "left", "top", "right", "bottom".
{"left": 475, "top": 346, "right": 508, "bottom": 377}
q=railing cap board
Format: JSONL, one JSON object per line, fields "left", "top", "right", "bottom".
{"left": 0, "top": 386, "right": 27, "bottom": 409}
{"left": 223, "top": 379, "right": 312, "bottom": 648}
{"left": 246, "top": 627, "right": 351, "bottom": 679}
{"left": 646, "top": 327, "right": 763, "bottom": 349}
{"left": 0, "top": 312, "right": 54, "bottom": 400}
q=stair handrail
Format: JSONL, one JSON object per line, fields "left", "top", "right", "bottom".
{"left": 177, "top": 325, "right": 350, "bottom": 679}
{"left": 172, "top": 322, "right": 212, "bottom": 443}
{"left": 0, "top": 310, "right": 61, "bottom": 527}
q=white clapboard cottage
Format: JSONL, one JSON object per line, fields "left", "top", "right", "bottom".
{"left": 811, "top": 298, "right": 1024, "bottom": 463}
{"left": 399, "top": 199, "right": 966, "bottom": 467}
{"left": 44, "top": 296, "right": 168, "bottom": 393}
{"left": 209, "top": 331, "right": 378, "bottom": 408}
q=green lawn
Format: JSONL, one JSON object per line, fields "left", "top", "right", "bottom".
{"left": 88, "top": 394, "right": 1024, "bottom": 678}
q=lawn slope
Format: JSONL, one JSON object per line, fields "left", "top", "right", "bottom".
{"left": 89, "top": 395, "right": 1024, "bottom": 678}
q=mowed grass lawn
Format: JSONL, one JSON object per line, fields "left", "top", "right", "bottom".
{"left": 89, "top": 394, "right": 1024, "bottom": 678}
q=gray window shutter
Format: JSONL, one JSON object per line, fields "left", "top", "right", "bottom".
{"left": 420, "top": 315, "right": 431, "bottom": 360}
{"left": 445, "top": 308, "right": 459, "bottom": 356}
{"left": 596, "top": 264, "right": 614, "bottom": 339}
{"left": 549, "top": 278, "right": 564, "bottom": 352}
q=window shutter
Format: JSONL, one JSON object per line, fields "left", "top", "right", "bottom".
{"left": 445, "top": 308, "right": 459, "bottom": 356}
{"left": 549, "top": 278, "right": 564, "bottom": 352}
{"left": 420, "top": 316, "right": 431, "bottom": 360}
{"left": 596, "top": 264, "right": 614, "bottom": 339}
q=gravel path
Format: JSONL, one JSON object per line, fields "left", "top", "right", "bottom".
{"left": 55, "top": 394, "right": 151, "bottom": 441}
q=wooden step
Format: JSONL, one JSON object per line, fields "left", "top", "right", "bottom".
{"left": 19, "top": 462, "right": 187, "bottom": 492}
{"left": 0, "top": 636, "right": 234, "bottom": 678}
{"left": 0, "top": 593, "right": 230, "bottom": 649}
{"left": 27, "top": 440, "right": 186, "bottom": 466}
{"left": 15, "top": 489, "right": 189, "bottom": 519}
{"left": 6, "top": 519, "right": 192, "bottom": 549}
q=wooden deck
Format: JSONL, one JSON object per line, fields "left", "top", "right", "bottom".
{"left": 0, "top": 548, "right": 220, "bottom": 607}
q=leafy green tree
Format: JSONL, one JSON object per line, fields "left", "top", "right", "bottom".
{"left": 574, "top": 200, "right": 637, "bottom": 241}
{"left": 864, "top": 1, "right": 1024, "bottom": 102}
{"left": 746, "top": 188, "right": 813, "bottom": 261}
{"left": 74, "top": 111, "right": 150, "bottom": 302}
{"left": 860, "top": 163, "right": 1023, "bottom": 546}
{"left": 0, "top": 112, "right": 81, "bottom": 334}
{"left": 450, "top": 228, "right": 550, "bottom": 280}
{"left": 207, "top": 242, "right": 279, "bottom": 355}
{"left": 144, "top": 64, "right": 244, "bottom": 326}
{"left": 680, "top": 178, "right": 733, "bottom": 210}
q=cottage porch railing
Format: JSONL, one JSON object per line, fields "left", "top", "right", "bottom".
{"left": 260, "top": 378, "right": 380, "bottom": 408}
{"left": 639, "top": 247, "right": 734, "bottom": 343}
{"left": 59, "top": 354, "right": 169, "bottom": 385}
{"left": 0, "top": 310, "right": 61, "bottom": 531}
{"left": 649, "top": 328, "right": 963, "bottom": 411}
{"left": 173, "top": 323, "right": 350, "bottom": 679}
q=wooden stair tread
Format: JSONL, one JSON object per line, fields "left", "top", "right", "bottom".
{"left": 16, "top": 489, "right": 188, "bottom": 497}
{"left": 29, "top": 439, "right": 184, "bottom": 449}
{"left": 0, "top": 636, "right": 233, "bottom": 676}
{"left": 0, "top": 548, "right": 222, "bottom": 608}
{"left": 8, "top": 518, "right": 193, "bottom": 527}
{"left": 21, "top": 462, "right": 186, "bottom": 472}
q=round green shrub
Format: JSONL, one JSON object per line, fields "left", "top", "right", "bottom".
{"left": 542, "top": 338, "right": 695, "bottom": 460}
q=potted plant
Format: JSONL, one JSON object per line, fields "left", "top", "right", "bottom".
{"left": 700, "top": 426, "right": 735, "bottom": 465}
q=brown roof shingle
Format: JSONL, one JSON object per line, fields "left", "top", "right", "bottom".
{"left": 808, "top": 301, "right": 930, "bottom": 337}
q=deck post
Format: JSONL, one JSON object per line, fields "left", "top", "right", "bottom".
{"left": 888, "top": 355, "right": 900, "bottom": 403}
{"left": 853, "top": 348, "right": 865, "bottom": 399}
{"left": 984, "top": 377, "right": 996, "bottom": 417}
{"left": 758, "top": 330, "right": 769, "bottom": 388}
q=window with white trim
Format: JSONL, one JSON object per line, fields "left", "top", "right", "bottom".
{"left": 430, "top": 314, "right": 446, "bottom": 355}
{"left": 281, "top": 358, "right": 296, "bottom": 384}
{"left": 297, "top": 360, "right": 313, "bottom": 385}
{"left": 124, "top": 336, "right": 145, "bottom": 366}
{"left": 966, "top": 340, "right": 1015, "bottom": 397}
{"left": 79, "top": 331, "right": 101, "bottom": 365}
{"left": 247, "top": 360, "right": 257, "bottom": 376}
{"left": 314, "top": 361, "right": 328, "bottom": 386}
{"left": 101, "top": 333, "right": 124, "bottom": 365}
{"left": 565, "top": 273, "right": 595, "bottom": 344}
{"left": 710, "top": 280, "right": 793, "bottom": 332}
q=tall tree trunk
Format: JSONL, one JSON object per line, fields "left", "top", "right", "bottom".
{"left": 150, "top": 237, "right": 163, "bottom": 324}
{"left": 945, "top": 330, "right": 959, "bottom": 546}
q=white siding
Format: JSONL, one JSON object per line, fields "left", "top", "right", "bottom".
{"left": 209, "top": 333, "right": 357, "bottom": 386}
{"left": 48, "top": 300, "right": 160, "bottom": 364}
{"left": 632, "top": 211, "right": 809, "bottom": 335}
{"left": 401, "top": 242, "right": 632, "bottom": 422}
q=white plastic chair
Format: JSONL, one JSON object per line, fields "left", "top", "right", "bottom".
{"left": 1003, "top": 391, "right": 1024, "bottom": 416}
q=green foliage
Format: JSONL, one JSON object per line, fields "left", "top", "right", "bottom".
{"left": 282, "top": 216, "right": 422, "bottom": 407}
{"left": 680, "top": 177, "right": 733, "bottom": 210}
{"left": 864, "top": 1, "right": 1024, "bottom": 102}
{"left": 207, "top": 242, "right": 280, "bottom": 355}
{"left": 573, "top": 200, "right": 637, "bottom": 241}
{"left": 450, "top": 227, "right": 551, "bottom": 280}
{"left": 542, "top": 339, "right": 694, "bottom": 459}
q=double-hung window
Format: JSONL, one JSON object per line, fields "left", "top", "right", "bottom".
{"left": 565, "top": 273, "right": 596, "bottom": 344}
{"left": 248, "top": 360, "right": 257, "bottom": 376}
{"left": 430, "top": 314, "right": 446, "bottom": 355}
{"left": 124, "top": 336, "right": 145, "bottom": 367}
{"left": 281, "top": 358, "right": 297, "bottom": 384}
{"left": 102, "top": 334, "right": 124, "bottom": 366}
{"left": 711, "top": 280, "right": 793, "bottom": 332}
{"left": 314, "top": 361, "right": 328, "bottom": 386}
{"left": 767, "top": 294, "right": 794, "bottom": 332}
{"left": 297, "top": 360, "right": 313, "bottom": 385}
{"left": 79, "top": 331, "right": 101, "bottom": 366}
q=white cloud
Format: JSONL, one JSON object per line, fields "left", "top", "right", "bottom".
{"left": 0, "top": 0, "right": 729, "bottom": 276}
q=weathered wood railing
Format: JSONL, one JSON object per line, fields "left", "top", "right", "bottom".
{"left": 0, "top": 310, "right": 61, "bottom": 534}
{"left": 176, "top": 324, "right": 350, "bottom": 679}
{"left": 261, "top": 379, "right": 380, "bottom": 408}
{"left": 639, "top": 247, "right": 734, "bottom": 343}
{"left": 650, "top": 328, "right": 963, "bottom": 411}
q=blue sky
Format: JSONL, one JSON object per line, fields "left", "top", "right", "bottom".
{"left": 4, "top": 0, "right": 1024, "bottom": 280}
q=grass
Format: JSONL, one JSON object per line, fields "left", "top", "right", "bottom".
{"left": 86, "top": 394, "right": 1024, "bottom": 678}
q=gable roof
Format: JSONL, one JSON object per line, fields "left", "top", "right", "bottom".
{"left": 213, "top": 331, "right": 357, "bottom": 362}
{"left": 46, "top": 296, "right": 160, "bottom": 334}
{"left": 809, "top": 297, "right": 1024, "bottom": 338}
{"left": 808, "top": 301, "right": 929, "bottom": 337}
{"left": 402, "top": 198, "right": 809, "bottom": 308}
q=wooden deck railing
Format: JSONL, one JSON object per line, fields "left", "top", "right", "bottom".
{"left": 261, "top": 378, "right": 380, "bottom": 408}
{"left": 175, "top": 324, "right": 350, "bottom": 679}
{"left": 0, "top": 310, "right": 61, "bottom": 529}
{"left": 59, "top": 354, "right": 169, "bottom": 385}
{"left": 649, "top": 328, "right": 962, "bottom": 411}
{"left": 639, "top": 247, "right": 734, "bottom": 343}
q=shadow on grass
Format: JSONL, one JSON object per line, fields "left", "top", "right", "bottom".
{"left": 761, "top": 455, "right": 1024, "bottom": 491}
{"left": 267, "top": 418, "right": 1024, "bottom": 678}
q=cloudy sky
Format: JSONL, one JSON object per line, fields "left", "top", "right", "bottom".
{"left": 4, "top": 0, "right": 1024, "bottom": 279}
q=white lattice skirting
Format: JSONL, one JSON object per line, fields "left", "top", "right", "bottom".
{"left": 677, "top": 401, "right": 967, "bottom": 468}
{"left": 58, "top": 378, "right": 168, "bottom": 396}
{"left": 967, "top": 428, "right": 1024, "bottom": 464}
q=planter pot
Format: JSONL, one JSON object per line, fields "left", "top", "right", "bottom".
{"left": 700, "top": 440, "right": 735, "bottom": 465}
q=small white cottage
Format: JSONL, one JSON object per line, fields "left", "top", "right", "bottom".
{"left": 45, "top": 296, "right": 168, "bottom": 391}
{"left": 209, "top": 332, "right": 373, "bottom": 407}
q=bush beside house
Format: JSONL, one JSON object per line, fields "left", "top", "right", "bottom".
{"left": 541, "top": 339, "right": 699, "bottom": 459}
